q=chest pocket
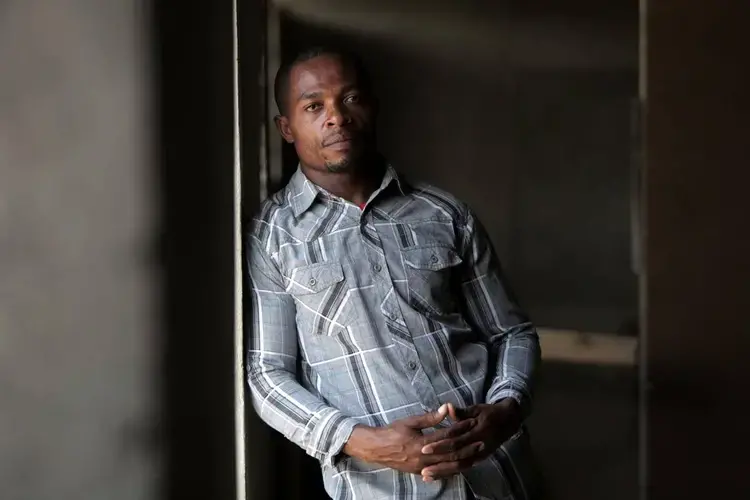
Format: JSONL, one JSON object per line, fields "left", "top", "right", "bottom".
{"left": 402, "top": 245, "right": 463, "bottom": 316}
{"left": 286, "top": 261, "right": 353, "bottom": 336}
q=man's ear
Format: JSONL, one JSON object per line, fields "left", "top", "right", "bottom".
{"left": 274, "top": 115, "right": 294, "bottom": 144}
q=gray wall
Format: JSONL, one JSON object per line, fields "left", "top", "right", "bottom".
{"left": 0, "top": 1, "right": 242, "bottom": 499}
{"left": 276, "top": 0, "right": 638, "bottom": 333}
{"left": 0, "top": 2, "right": 157, "bottom": 499}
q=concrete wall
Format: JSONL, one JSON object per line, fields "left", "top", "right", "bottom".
{"left": 274, "top": 0, "right": 639, "bottom": 334}
{"left": 0, "top": 2, "right": 157, "bottom": 499}
{"left": 0, "top": 1, "right": 243, "bottom": 499}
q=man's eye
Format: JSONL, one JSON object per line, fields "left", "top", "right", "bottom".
{"left": 305, "top": 103, "right": 322, "bottom": 112}
{"left": 344, "top": 94, "right": 360, "bottom": 104}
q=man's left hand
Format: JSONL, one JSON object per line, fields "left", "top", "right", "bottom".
{"left": 419, "top": 399, "right": 522, "bottom": 482}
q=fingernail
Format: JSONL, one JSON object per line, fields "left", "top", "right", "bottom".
{"left": 438, "top": 404, "right": 448, "bottom": 414}
{"left": 423, "top": 476, "right": 433, "bottom": 483}
{"left": 477, "top": 442, "right": 485, "bottom": 452}
{"left": 422, "top": 445, "right": 433, "bottom": 454}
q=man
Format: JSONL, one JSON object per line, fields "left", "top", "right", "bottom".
{"left": 246, "top": 46, "right": 542, "bottom": 500}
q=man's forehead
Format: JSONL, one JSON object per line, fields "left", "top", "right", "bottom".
{"left": 290, "top": 56, "right": 358, "bottom": 95}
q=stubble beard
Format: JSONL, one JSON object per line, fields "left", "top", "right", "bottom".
{"left": 324, "top": 156, "right": 352, "bottom": 173}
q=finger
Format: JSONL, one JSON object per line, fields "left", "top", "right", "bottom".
{"left": 421, "top": 418, "right": 476, "bottom": 448}
{"left": 421, "top": 426, "right": 480, "bottom": 454}
{"left": 401, "top": 404, "right": 448, "bottom": 429}
{"left": 421, "top": 451, "right": 480, "bottom": 481}
{"left": 448, "top": 404, "right": 476, "bottom": 421}
{"left": 446, "top": 403, "right": 459, "bottom": 421}
{"left": 460, "top": 405, "right": 480, "bottom": 419}
{"left": 421, "top": 461, "right": 463, "bottom": 482}
{"left": 429, "top": 440, "right": 485, "bottom": 465}
{"left": 423, "top": 457, "right": 479, "bottom": 480}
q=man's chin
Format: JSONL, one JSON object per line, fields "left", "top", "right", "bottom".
{"left": 324, "top": 152, "right": 355, "bottom": 173}
{"left": 325, "top": 160, "right": 351, "bottom": 173}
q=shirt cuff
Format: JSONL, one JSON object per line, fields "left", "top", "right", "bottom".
{"left": 487, "top": 385, "right": 531, "bottom": 421}
{"left": 308, "top": 409, "right": 359, "bottom": 468}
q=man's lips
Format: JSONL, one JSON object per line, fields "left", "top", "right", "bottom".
{"left": 323, "top": 135, "right": 354, "bottom": 147}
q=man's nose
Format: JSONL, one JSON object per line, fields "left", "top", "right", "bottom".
{"left": 325, "top": 102, "right": 351, "bottom": 127}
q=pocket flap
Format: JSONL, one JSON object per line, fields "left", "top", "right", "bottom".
{"left": 403, "top": 246, "right": 463, "bottom": 271}
{"left": 286, "top": 262, "right": 345, "bottom": 295}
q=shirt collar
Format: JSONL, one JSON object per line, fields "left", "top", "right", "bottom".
{"left": 289, "top": 163, "right": 408, "bottom": 217}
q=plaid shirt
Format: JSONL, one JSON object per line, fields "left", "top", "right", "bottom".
{"left": 246, "top": 165, "right": 541, "bottom": 500}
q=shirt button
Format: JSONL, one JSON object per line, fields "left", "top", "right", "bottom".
{"left": 430, "top": 254, "right": 439, "bottom": 264}
{"left": 407, "top": 361, "right": 418, "bottom": 370}
{"left": 373, "top": 263, "right": 382, "bottom": 273}
{"left": 308, "top": 278, "right": 317, "bottom": 287}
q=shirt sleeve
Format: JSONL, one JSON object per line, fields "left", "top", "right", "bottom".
{"left": 457, "top": 209, "right": 542, "bottom": 419}
{"left": 245, "top": 232, "right": 358, "bottom": 467}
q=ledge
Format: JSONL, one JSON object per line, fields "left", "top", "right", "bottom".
{"left": 538, "top": 328, "right": 637, "bottom": 366}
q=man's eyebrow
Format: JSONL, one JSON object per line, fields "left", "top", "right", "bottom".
{"left": 298, "top": 90, "right": 321, "bottom": 101}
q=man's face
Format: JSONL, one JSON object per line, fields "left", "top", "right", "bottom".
{"left": 275, "top": 55, "right": 375, "bottom": 173}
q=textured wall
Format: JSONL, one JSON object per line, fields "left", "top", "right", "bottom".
{"left": 0, "top": 2, "right": 158, "bottom": 499}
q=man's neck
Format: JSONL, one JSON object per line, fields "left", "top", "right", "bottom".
{"left": 302, "top": 155, "right": 385, "bottom": 206}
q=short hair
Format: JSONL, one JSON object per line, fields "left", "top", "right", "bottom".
{"left": 273, "top": 46, "right": 372, "bottom": 115}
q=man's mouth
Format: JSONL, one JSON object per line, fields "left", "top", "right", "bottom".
{"left": 323, "top": 135, "right": 354, "bottom": 147}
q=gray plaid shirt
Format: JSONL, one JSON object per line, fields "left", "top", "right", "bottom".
{"left": 246, "top": 165, "right": 541, "bottom": 500}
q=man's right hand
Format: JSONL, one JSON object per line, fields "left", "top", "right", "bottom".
{"left": 342, "top": 404, "right": 484, "bottom": 475}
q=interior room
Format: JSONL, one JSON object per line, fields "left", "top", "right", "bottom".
{"left": 2, "top": 1, "right": 747, "bottom": 499}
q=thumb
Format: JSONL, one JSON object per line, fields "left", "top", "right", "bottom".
{"left": 403, "top": 404, "right": 449, "bottom": 429}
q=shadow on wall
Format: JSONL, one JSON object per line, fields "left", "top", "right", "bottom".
{"left": 528, "top": 362, "right": 638, "bottom": 500}
{"left": 273, "top": 0, "right": 637, "bottom": 70}
{"left": 153, "top": 1, "right": 238, "bottom": 499}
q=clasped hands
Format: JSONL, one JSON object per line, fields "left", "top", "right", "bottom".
{"left": 343, "top": 399, "right": 521, "bottom": 482}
